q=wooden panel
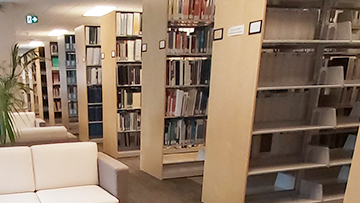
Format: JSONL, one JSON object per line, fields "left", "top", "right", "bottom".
{"left": 58, "top": 35, "right": 70, "bottom": 129}
{"left": 75, "top": 25, "right": 89, "bottom": 141}
{"left": 343, "top": 128, "right": 360, "bottom": 202}
{"left": 35, "top": 48, "right": 44, "bottom": 119}
{"left": 44, "top": 42, "right": 55, "bottom": 125}
{"left": 140, "top": 0, "right": 168, "bottom": 180}
{"left": 101, "top": 11, "right": 118, "bottom": 158}
{"left": 201, "top": 0, "right": 267, "bottom": 202}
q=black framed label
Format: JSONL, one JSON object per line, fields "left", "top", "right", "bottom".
{"left": 213, "top": 28, "right": 224, "bottom": 41}
{"left": 249, "top": 20, "right": 262, "bottom": 35}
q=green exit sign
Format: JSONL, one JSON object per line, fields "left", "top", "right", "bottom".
{"left": 26, "top": 15, "right": 38, "bottom": 24}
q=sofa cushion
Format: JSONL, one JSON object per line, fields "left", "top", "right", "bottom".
{"left": 11, "top": 112, "right": 35, "bottom": 129}
{"left": 0, "top": 192, "right": 41, "bottom": 203}
{"left": 36, "top": 185, "right": 119, "bottom": 203}
{"left": 31, "top": 142, "right": 98, "bottom": 190}
{"left": 0, "top": 147, "right": 35, "bottom": 194}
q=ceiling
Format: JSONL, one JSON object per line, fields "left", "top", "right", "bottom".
{"left": 0, "top": 0, "right": 142, "bottom": 45}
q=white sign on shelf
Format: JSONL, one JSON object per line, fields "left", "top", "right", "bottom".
{"left": 228, "top": 25, "right": 245, "bottom": 37}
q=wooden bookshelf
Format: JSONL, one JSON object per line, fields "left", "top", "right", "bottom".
{"left": 202, "top": 1, "right": 360, "bottom": 203}
{"left": 75, "top": 25, "right": 103, "bottom": 141}
{"left": 101, "top": 11, "right": 143, "bottom": 158}
{"left": 141, "top": 0, "right": 214, "bottom": 179}
{"left": 58, "top": 34, "right": 78, "bottom": 134}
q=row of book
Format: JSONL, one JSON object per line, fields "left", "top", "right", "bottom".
{"left": 68, "top": 86, "right": 77, "bottom": 101}
{"left": 88, "top": 87, "right": 102, "bottom": 103}
{"left": 50, "top": 43, "right": 58, "bottom": 55}
{"left": 117, "top": 112, "right": 141, "bottom": 132}
{"left": 86, "top": 47, "right": 101, "bottom": 66}
{"left": 52, "top": 72, "right": 60, "bottom": 83}
{"left": 166, "top": 89, "right": 208, "bottom": 117}
{"left": 65, "top": 35, "right": 75, "bottom": 50}
{"left": 87, "top": 67, "right": 102, "bottom": 85}
{"left": 168, "top": 27, "right": 213, "bottom": 54}
{"left": 259, "top": 52, "right": 314, "bottom": 87}
{"left": 118, "top": 133, "right": 140, "bottom": 150}
{"left": 117, "top": 90, "right": 141, "bottom": 109}
{"left": 168, "top": 0, "right": 215, "bottom": 21}
{"left": 116, "top": 12, "right": 142, "bottom": 36}
{"left": 54, "top": 100, "right": 61, "bottom": 112}
{"left": 52, "top": 57, "right": 59, "bottom": 68}
{"left": 89, "top": 123, "right": 103, "bottom": 138}
{"left": 164, "top": 119, "right": 206, "bottom": 146}
{"left": 116, "top": 39, "right": 142, "bottom": 62}
{"left": 53, "top": 87, "right": 60, "bottom": 97}
{"left": 67, "top": 71, "right": 77, "bottom": 84}
{"left": 166, "top": 59, "right": 210, "bottom": 86}
{"left": 89, "top": 106, "right": 103, "bottom": 121}
{"left": 118, "top": 65, "right": 142, "bottom": 85}
{"left": 66, "top": 53, "right": 76, "bottom": 67}
{"left": 69, "top": 102, "right": 78, "bottom": 117}
{"left": 85, "top": 26, "right": 101, "bottom": 45}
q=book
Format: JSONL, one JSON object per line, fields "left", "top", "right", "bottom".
{"left": 135, "top": 39, "right": 142, "bottom": 61}
{"left": 127, "top": 40, "right": 135, "bottom": 61}
{"left": 133, "top": 13, "right": 141, "bottom": 35}
{"left": 127, "top": 13, "right": 134, "bottom": 36}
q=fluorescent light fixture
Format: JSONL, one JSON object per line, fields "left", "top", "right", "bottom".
{"left": 83, "top": 6, "right": 116, "bottom": 17}
{"left": 28, "top": 41, "right": 44, "bottom": 47}
{"left": 48, "top": 29, "right": 68, "bottom": 36}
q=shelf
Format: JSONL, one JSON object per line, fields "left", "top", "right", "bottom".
{"left": 166, "top": 85, "right": 209, "bottom": 89}
{"left": 86, "top": 44, "right": 101, "bottom": 47}
{"left": 54, "top": 111, "right": 62, "bottom": 113}
{"left": 53, "top": 83, "right": 60, "bottom": 86}
{"left": 164, "top": 145, "right": 205, "bottom": 154}
{"left": 87, "top": 65, "right": 102, "bottom": 67}
{"left": 344, "top": 80, "right": 360, "bottom": 87}
{"left": 51, "top": 54, "right": 59, "bottom": 57}
{"left": 87, "top": 84, "right": 102, "bottom": 87}
{"left": 258, "top": 84, "right": 343, "bottom": 91}
{"left": 68, "top": 100, "right": 78, "bottom": 103}
{"left": 117, "top": 84, "right": 141, "bottom": 88}
{"left": 118, "top": 130, "right": 140, "bottom": 133}
{"left": 165, "top": 115, "right": 207, "bottom": 119}
{"left": 53, "top": 97, "right": 61, "bottom": 100}
{"left": 117, "top": 150, "right": 140, "bottom": 158}
{"left": 116, "top": 35, "right": 142, "bottom": 39}
{"left": 262, "top": 40, "right": 360, "bottom": 48}
{"left": 117, "top": 60, "right": 142, "bottom": 64}
{"left": 245, "top": 191, "right": 315, "bottom": 203}
{"left": 167, "top": 53, "right": 212, "bottom": 57}
{"left": 89, "top": 121, "right": 103, "bottom": 124}
{"left": 329, "top": 149, "right": 353, "bottom": 166}
{"left": 168, "top": 19, "right": 214, "bottom": 27}
{"left": 90, "top": 138, "right": 103, "bottom": 143}
{"left": 323, "top": 184, "right": 346, "bottom": 202}
{"left": 118, "top": 107, "right": 141, "bottom": 111}
{"left": 253, "top": 121, "right": 334, "bottom": 135}
{"left": 163, "top": 152, "right": 204, "bottom": 165}
{"left": 336, "top": 116, "right": 359, "bottom": 129}
{"left": 88, "top": 103, "right": 102, "bottom": 106}
{"left": 66, "top": 68, "right": 77, "bottom": 71}
{"left": 67, "top": 84, "right": 77, "bottom": 86}
{"left": 248, "top": 156, "right": 327, "bottom": 176}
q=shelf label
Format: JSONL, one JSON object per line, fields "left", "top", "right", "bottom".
{"left": 228, "top": 25, "right": 244, "bottom": 37}
{"left": 213, "top": 28, "right": 223, "bottom": 41}
{"left": 111, "top": 50, "right": 116, "bottom": 58}
{"left": 142, "top": 43, "right": 147, "bottom": 52}
{"left": 101, "top": 53, "right": 105, "bottom": 59}
{"left": 159, "top": 40, "right": 166, "bottom": 49}
{"left": 249, "top": 20, "right": 262, "bottom": 35}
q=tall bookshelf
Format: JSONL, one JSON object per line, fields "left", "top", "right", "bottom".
{"left": 101, "top": 11, "right": 143, "bottom": 158}
{"left": 75, "top": 25, "right": 103, "bottom": 142}
{"left": 34, "top": 47, "right": 44, "bottom": 119}
{"left": 58, "top": 34, "right": 78, "bottom": 134}
{"left": 141, "top": 0, "right": 214, "bottom": 179}
{"left": 202, "top": 0, "right": 360, "bottom": 202}
{"left": 39, "top": 46, "right": 49, "bottom": 122}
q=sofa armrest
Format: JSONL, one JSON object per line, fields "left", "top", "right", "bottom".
{"left": 98, "top": 152, "right": 129, "bottom": 203}
{"left": 35, "top": 118, "right": 46, "bottom": 127}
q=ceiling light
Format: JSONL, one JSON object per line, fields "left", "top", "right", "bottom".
{"left": 83, "top": 6, "right": 116, "bottom": 17}
{"left": 28, "top": 41, "right": 44, "bottom": 47}
{"left": 48, "top": 29, "right": 68, "bottom": 36}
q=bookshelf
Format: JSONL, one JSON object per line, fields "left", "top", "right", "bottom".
{"left": 38, "top": 46, "right": 51, "bottom": 122}
{"left": 202, "top": 0, "right": 360, "bottom": 203}
{"left": 75, "top": 25, "right": 103, "bottom": 142}
{"left": 58, "top": 34, "right": 78, "bottom": 134}
{"left": 141, "top": 0, "right": 214, "bottom": 179}
{"left": 101, "top": 11, "right": 143, "bottom": 158}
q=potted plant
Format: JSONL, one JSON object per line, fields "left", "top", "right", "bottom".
{"left": 0, "top": 44, "right": 39, "bottom": 145}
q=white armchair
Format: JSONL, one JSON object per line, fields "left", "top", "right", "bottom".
{"left": 10, "top": 112, "right": 78, "bottom": 145}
